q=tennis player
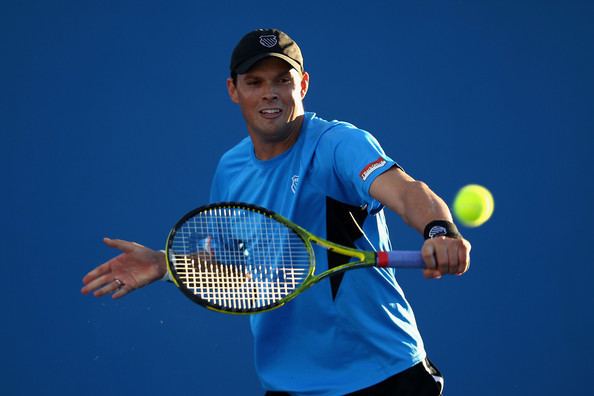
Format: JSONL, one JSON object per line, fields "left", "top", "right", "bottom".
{"left": 82, "top": 29, "right": 471, "bottom": 396}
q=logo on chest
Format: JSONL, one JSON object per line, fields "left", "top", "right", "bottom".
{"left": 291, "top": 175, "right": 299, "bottom": 194}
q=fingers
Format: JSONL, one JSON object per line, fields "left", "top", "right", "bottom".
{"left": 423, "top": 268, "right": 442, "bottom": 279}
{"left": 434, "top": 240, "right": 451, "bottom": 275}
{"left": 81, "top": 261, "right": 112, "bottom": 286}
{"left": 95, "top": 278, "right": 123, "bottom": 297}
{"left": 81, "top": 272, "right": 133, "bottom": 299}
{"left": 112, "top": 284, "right": 132, "bottom": 299}
{"left": 81, "top": 273, "right": 115, "bottom": 296}
{"left": 457, "top": 239, "right": 471, "bottom": 275}
{"left": 103, "top": 237, "right": 142, "bottom": 253}
{"left": 421, "top": 243, "right": 437, "bottom": 270}
{"left": 421, "top": 237, "right": 471, "bottom": 278}
{"left": 81, "top": 237, "right": 145, "bottom": 299}
{"left": 81, "top": 251, "right": 125, "bottom": 289}
{"left": 421, "top": 244, "right": 441, "bottom": 279}
{"left": 81, "top": 238, "right": 137, "bottom": 288}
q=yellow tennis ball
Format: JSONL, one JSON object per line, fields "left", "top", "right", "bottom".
{"left": 453, "top": 184, "right": 494, "bottom": 227}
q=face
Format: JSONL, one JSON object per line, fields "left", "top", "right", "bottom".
{"left": 227, "top": 57, "right": 309, "bottom": 144}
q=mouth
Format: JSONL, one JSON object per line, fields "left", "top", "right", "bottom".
{"left": 259, "top": 108, "right": 283, "bottom": 119}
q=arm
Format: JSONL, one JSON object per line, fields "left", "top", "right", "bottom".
{"left": 369, "top": 167, "right": 471, "bottom": 278}
{"left": 81, "top": 237, "right": 167, "bottom": 299}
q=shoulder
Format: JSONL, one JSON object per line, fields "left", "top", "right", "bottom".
{"left": 310, "top": 115, "right": 382, "bottom": 153}
{"left": 213, "top": 137, "right": 252, "bottom": 179}
{"left": 219, "top": 136, "right": 251, "bottom": 162}
{"left": 306, "top": 112, "right": 356, "bottom": 133}
{"left": 217, "top": 137, "right": 251, "bottom": 167}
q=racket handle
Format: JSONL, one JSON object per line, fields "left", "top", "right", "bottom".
{"left": 377, "top": 250, "right": 424, "bottom": 268}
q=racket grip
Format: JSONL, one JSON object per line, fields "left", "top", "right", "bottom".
{"left": 377, "top": 251, "right": 424, "bottom": 268}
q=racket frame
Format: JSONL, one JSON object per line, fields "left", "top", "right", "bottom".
{"left": 166, "top": 202, "right": 383, "bottom": 315}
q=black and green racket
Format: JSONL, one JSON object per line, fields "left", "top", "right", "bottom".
{"left": 165, "top": 202, "right": 424, "bottom": 314}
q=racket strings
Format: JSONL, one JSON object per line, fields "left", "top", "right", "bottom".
{"left": 170, "top": 207, "right": 310, "bottom": 311}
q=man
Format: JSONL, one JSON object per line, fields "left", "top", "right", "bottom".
{"left": 82, "top": 29, "right": 471, "bottom": 395}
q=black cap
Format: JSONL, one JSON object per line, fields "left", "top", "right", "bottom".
{"left": 230, "top": 29, "right": 303, "bottom": 75}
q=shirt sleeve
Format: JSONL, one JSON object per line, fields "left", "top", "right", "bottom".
{"left": 209, "top": 161, "right": 224, "bottom": 202}
{"left": 321, "top": 124, "right": 400, "bottom": 214}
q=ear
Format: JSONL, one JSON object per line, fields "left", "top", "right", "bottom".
{"left": 300, "top": 72, "right": 310, "bottom": 99}
{"left": 227, "top": 77, "right": 239, "bottom": 104}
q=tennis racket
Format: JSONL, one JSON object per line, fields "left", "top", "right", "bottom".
{"left": 165, "top": 202, "right": 424, "bottom": 314}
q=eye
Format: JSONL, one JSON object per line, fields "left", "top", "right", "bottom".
{"left": 244, "top": 78, "right": 260, "bottom": 86}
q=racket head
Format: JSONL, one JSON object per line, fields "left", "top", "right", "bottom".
{"left": 166, "top": 202, "right": 315, "bottom": 314}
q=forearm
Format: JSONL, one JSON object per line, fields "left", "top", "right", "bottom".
{"left": 369, "top": 168, "right": 453, "bottom": 235}
{"left": 370, "top": 168, "right": 470, "bottom": 277}
{"left": 397, "top": 180, "right": 453, "bottom": 233}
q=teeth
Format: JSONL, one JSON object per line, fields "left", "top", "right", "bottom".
{"left": 261, "top": 109, "right": 280, "bottom": 114}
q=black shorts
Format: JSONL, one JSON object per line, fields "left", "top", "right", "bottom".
{"left": 265, "top": 358, "right": 444, "bottom": 396}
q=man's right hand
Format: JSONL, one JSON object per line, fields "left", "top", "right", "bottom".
{"left": 81, "top": 237, "right": 167, "bottom": 299}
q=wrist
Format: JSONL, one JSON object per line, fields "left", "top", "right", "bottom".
{"left": 423, "top": 220, "right": 462, "bottom": 240}
{"left": 159, "top": 250, "right": 173, "bottom": 282}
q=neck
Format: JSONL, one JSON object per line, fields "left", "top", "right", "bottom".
{"left": 251, "top": 115, "right": 305, "bottom": 160}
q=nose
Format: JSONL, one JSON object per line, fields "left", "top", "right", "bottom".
{"left": 262, "top": 82, "right": 278, "bottom": 101}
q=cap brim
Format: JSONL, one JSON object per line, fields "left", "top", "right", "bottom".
{"left": 235, "top": 53, "right": 302, "bottom": 74}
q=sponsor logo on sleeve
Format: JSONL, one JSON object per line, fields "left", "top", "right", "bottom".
{"left": 359, "top": 157, "right": 387, "bottom": 181}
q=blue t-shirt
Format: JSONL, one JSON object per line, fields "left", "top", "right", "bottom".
{"left": 210, "top": 112, "right": 425, "bottom": 396}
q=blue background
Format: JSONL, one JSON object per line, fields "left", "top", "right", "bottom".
{"left": 3, "top": 1, "right": 593, "bottom": 395}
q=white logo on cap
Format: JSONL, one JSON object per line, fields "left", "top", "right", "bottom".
{"left": 259, "top": 35, "right": 277, "bottom": 48}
